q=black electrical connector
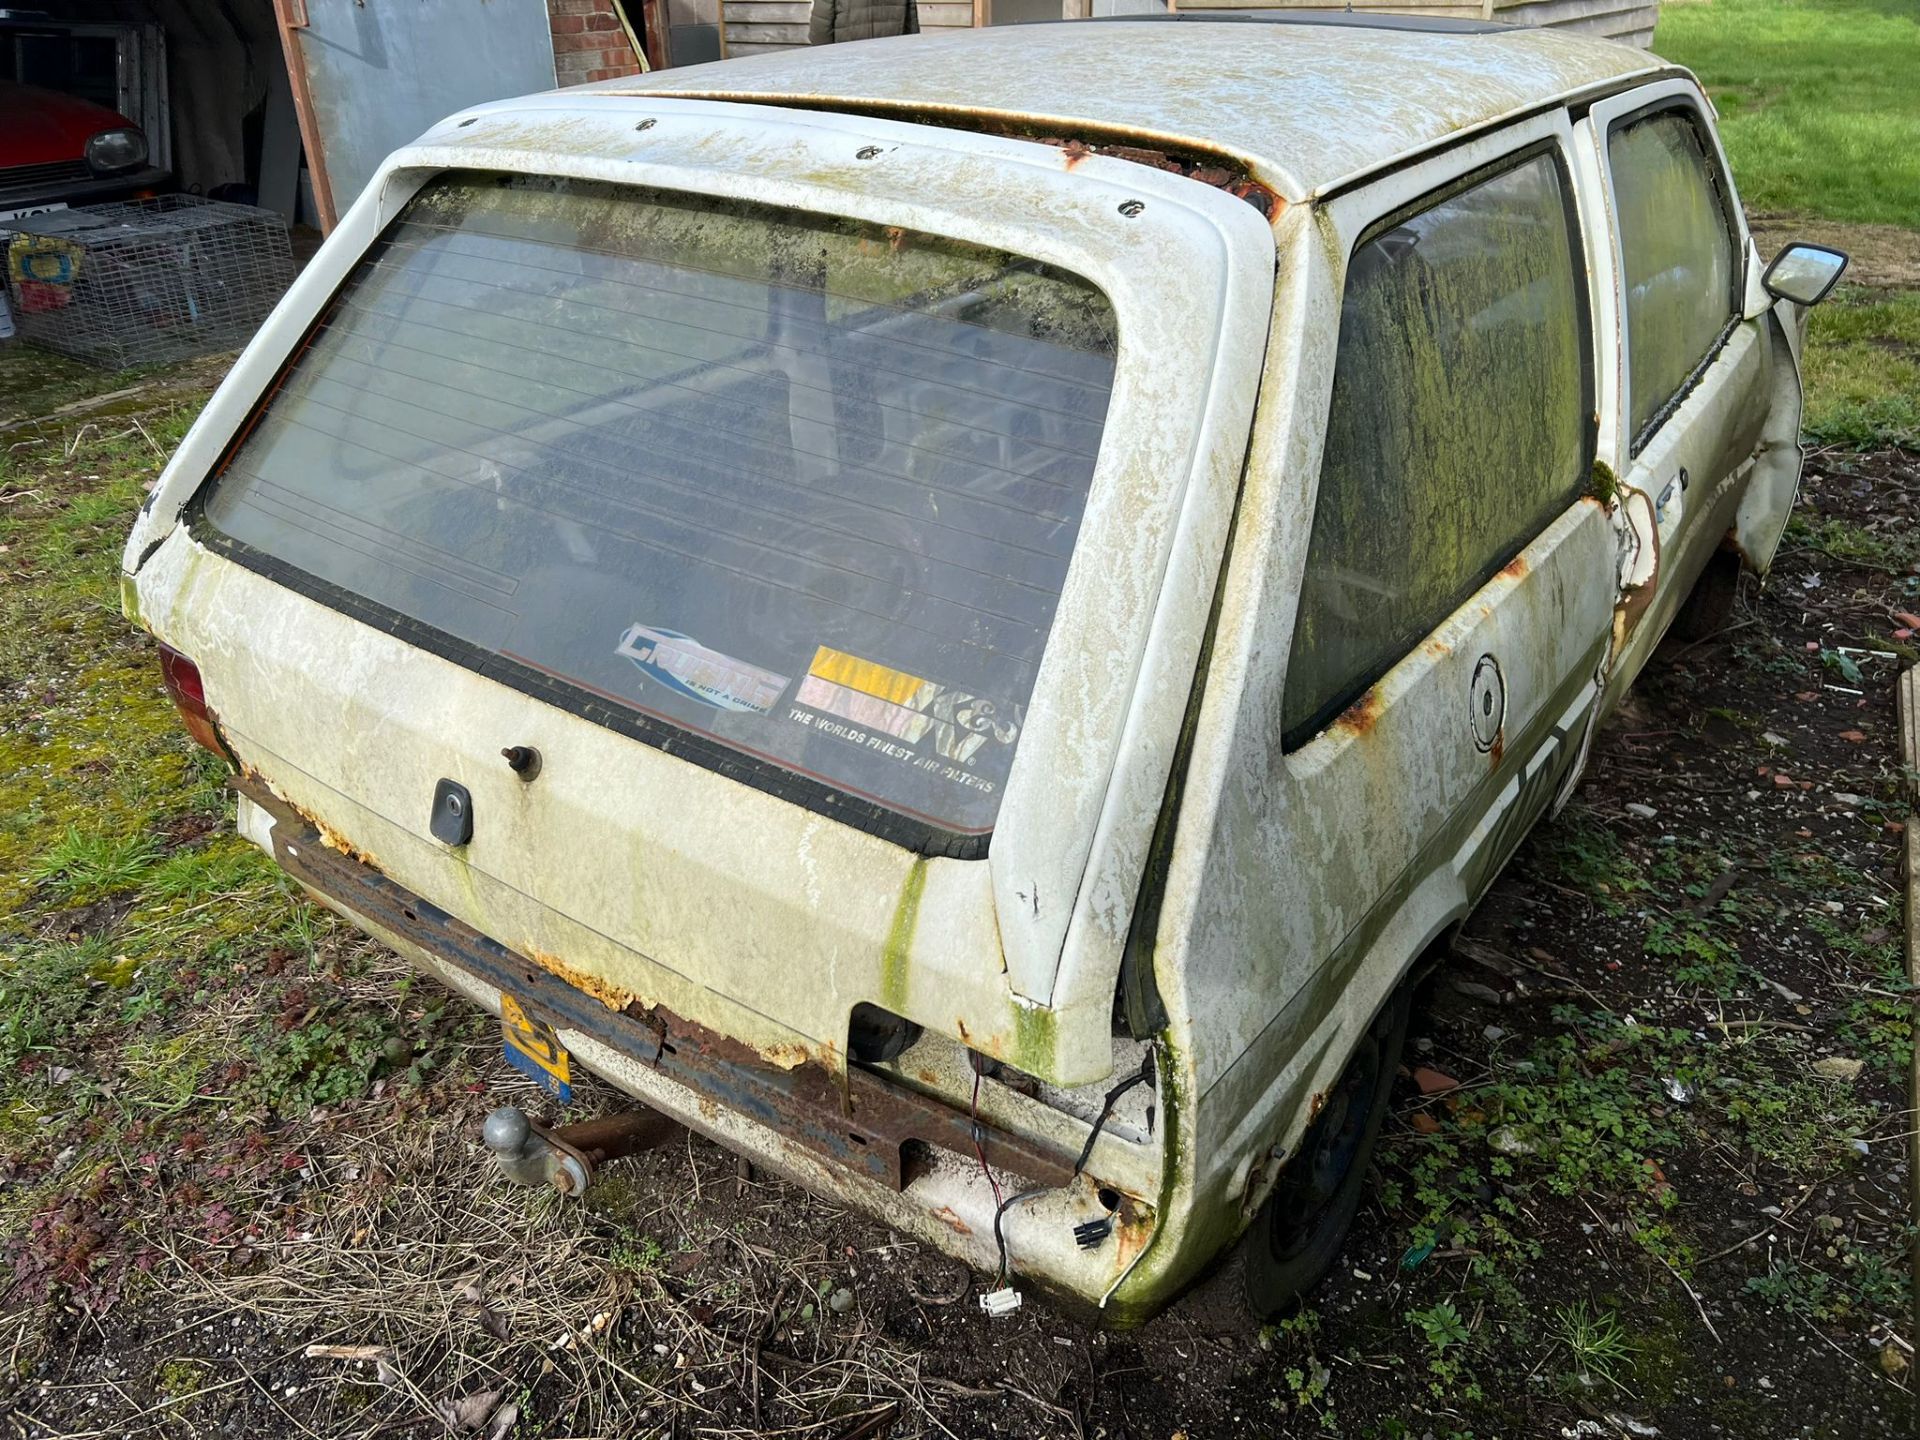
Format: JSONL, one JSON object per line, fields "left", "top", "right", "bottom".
{"left": 1073, "top": 1214, "right": 1115, "bottom": 1249}
{"left": 989, "top": 1048, "right": 1156, "bottom": 1287}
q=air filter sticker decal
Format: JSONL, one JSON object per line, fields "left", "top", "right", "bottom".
{"left": 790, "top": 646, "right": 1021, "bottom": 792}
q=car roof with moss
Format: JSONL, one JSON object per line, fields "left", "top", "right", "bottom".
{"left": 587, "top": 15, "right": 1671, "bottom": 203}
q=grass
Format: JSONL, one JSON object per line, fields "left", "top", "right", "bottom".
{"left": 1655, "top": 0, "right": 1920, "bottom": 227}
{"left": 1800, "top": 287, "right": 1920, "bottom": 447}
{"left": 1550, "top": 1302, "right": 1636, "bottom": 1395}
{"left": 1658, "top": 0, "right": 1920, "bottom": 451}
{"left": 0, "top": 362, "right": 493, "bottom": 1325}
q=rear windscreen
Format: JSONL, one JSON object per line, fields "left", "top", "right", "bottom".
{"left": 202, "top": 174, "right": 1118, "bottom": 839}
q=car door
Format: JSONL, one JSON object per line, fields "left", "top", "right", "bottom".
{"left": 1175, "top": 113, "right": 1625, "bottom": 1121}
{"left": 1584, "top": 82, "right": 1774, "bottom": 697}
{"left": 1276, "top": 127, "right": 1619, "bottom": 950}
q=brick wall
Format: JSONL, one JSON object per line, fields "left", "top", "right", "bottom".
{"left": 550, "top": 0, "right": 646, "bottom": 85}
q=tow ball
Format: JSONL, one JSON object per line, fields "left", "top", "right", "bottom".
{"left": 482, "top": 1105, "right": 682, "bottom": 1197}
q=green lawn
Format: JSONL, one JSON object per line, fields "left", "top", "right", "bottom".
{"left": 1657, "top": 0, "right": 1920, "bottom": 448}
{"left": 1655, "top": 0, "right": 1920, "bottom": 227}
{"left": 1801, "top": 286, "right": 1920, "bottom": 447}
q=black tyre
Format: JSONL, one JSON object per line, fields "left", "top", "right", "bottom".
{"left": 1242, "top": 986, "right": 1412, "bottom": 1318}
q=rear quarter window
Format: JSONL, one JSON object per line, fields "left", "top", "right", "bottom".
{"left": 199, "top": 174, "right": 1118, "bottom": 844}
{"left": 1282, "top": 149, "right": 1591, "bottom": 750}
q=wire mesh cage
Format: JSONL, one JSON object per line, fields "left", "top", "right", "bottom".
{"left": 1, "top": 195, "right": 295, "bottom": 369}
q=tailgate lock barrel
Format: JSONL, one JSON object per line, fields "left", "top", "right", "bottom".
{"left": 482, "top": 1105, "right": 681, "bottom": 1196}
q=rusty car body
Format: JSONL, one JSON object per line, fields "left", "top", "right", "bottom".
{"left": 120, "top": 13, "right": 1841, "bottom": 1319}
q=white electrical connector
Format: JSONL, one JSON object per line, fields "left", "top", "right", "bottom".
{"left": 979, "top": 1287, "right": 1022, "bottom": 1317}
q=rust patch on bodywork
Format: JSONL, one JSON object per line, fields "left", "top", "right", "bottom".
{"left": 1489, "top": 730, "right": 1505, "bottom": 765}
{"left": 1028, "top": 131, "right": 1281, "bottom": 218}
{"left": 1498, "top": 553, "right": 1529, "bottom": 582}
{"left": 1331, "top": 688, "right": 1382, "bottom": 737}
{"left": 235, "top": 775, "right": 1088, "bottom": 1196}
{"left": 270, "top": 781, "right": 381, "bottom": 872}
{"left": 932, "top": 1205, "right": 973, "bottom": 1235}
{"left": 1113, "top": 1202, "right": 1156, "bottom": 1271}
{"left": 527, "top": 946, "right": 636, "bottom": 1013}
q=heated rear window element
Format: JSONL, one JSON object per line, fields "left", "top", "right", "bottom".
{"left": 203, "top": 174, "right": 1118, "bottom": 838}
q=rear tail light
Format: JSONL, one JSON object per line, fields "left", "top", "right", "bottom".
{"left": 157, "top": 643, "right": 229, "bottom": 759}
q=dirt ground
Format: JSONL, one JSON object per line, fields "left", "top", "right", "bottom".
{"left": 0, "top": 373, "right": 1915, "bottom": 1437}
{"left": 1746, "top": 213, "right": 1920, "bottom": 290}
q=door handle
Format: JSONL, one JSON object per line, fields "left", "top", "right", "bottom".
{"left": 1655, "top": 467, "right": 1688, "bottom": 523}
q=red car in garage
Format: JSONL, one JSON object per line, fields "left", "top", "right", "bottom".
{"left": 0, "top": 80, "right": 169, "bottom": 224}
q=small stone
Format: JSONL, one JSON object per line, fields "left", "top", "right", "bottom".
{"left": 828, "top": 1286, "right": 854, "bottom": 1314}
{"left": 1411, "top": 1067, "right": 1459, "bottom": 1095}
{"left": 1624, "top": 802, "right": 1658, "bottom": 820}
{"left": 1881, "top": 1343, "right": 1910, "bottom": 1380}
{"left": 1662, "top": 1077, "right": 1696, "bottom": 1104}
{"left": 1451, "top": 979, "right": 1505, "bottom": 1004}
{"left": 1410, "top": 1112, "right": 1442, "bottom": 1135}
{"left": 1849, "top": 1139, "right": 1870, "bottom": 1156}
{"left": 1761, "top": 731, "right": 1789, "bottom": 748}
{"left": 1482, "top": 1025, "right": 1506, "bottom": 1043}
{"left": 1811, "top": 1056, "right": 1864, "bottom": 1083}
{"left": 1831, "top": 792, "right": 1867, "bottom": 807}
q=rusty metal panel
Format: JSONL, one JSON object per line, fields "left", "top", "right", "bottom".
{"left": 240, "top": 775, "right": 1087, "bottom": 1192}
{"left": 271, "top": 0, "right": 558, "bottom": 229}
{"left": 598, "top": 20, "right": 1667, "bottom": 201}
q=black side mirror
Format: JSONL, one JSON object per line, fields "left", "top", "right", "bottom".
{"left": 1762, "top": 243, "right": 1848, "bottom": 307}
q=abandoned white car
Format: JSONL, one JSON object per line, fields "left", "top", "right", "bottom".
{"left": 121, "top": 13, "right": 1847, "bottom": 1320}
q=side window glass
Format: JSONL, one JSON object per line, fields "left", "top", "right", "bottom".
{"left": 1282, "top": 151, "right": 1589, "bottom": 751}
{"left": 1608, "top": 108, "right": 1737, "bottom": 442}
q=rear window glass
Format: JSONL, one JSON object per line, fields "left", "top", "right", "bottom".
{"left": 202, "top": 174, "right": 1118, "bottom": 838}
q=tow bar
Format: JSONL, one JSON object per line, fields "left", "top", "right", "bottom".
{"left": 483, "top": 1106, "right": 683, "bottom": 1197}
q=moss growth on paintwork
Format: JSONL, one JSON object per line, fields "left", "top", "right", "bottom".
{"left": 1588, "top": 458, "right": 1618, "bottom": 507}
{"left": 1008, "top": 998, "right": 1056, "bottom": 1073}
{"left": 879, "top": 858, "right": 927, "bottom": 1013}
{"left": 1103, "top": 1032, "right": 1205, "bottom": 1328}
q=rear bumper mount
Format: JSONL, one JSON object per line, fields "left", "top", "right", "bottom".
{"left": 236, "top": 777, "right": 1082, "bottom": 1195}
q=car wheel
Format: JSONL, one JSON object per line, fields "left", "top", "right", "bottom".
{"left": 1671, "top": 548, "right": 1743, "bottom": 643}
{"left": 1242, "top": 985, "right": 1412, "bottom": 1319}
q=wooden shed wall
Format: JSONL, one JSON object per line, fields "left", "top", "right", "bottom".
{"left": 724, "top": 0, "right": 972, "bottom": 57}
{"left": 717, "top": 0, "right": 1656, "bottom": 62}
{"left": 1175, "top": 0, "right": 1658, "bottom": 47}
